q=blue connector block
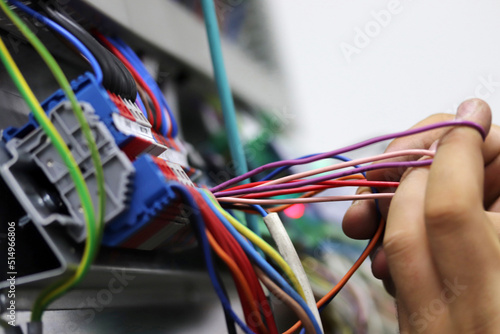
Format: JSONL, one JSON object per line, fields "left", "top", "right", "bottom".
{"left": 3, "top": 72, "right": 130, "bottom": 147}
{"left": 102, "top": 154, "right": 183, "bottom": 249}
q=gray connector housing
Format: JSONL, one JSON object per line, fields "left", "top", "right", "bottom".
{"left": 0, "top": 102, "right": 134, "bottom": 242}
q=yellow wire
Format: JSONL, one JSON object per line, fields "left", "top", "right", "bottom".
{"left": 206, "top": 192, "right": 306, "bottom": 300}
{"left": 0, "top": 36, "right": 97, "bottom": 321}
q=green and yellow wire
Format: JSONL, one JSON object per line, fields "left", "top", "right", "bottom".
{"left": 0, "top": 0, "right": 105, "bottom": 321}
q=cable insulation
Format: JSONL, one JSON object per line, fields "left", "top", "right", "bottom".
{"left": 210, "top": 120, "right": 485, "bottom": 193}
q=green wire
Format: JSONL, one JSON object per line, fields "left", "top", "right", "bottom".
{"left": 0, "top": 36, "right": 96, "bottom": 322}
{"left": 0, "top": 0, "right": 105, "bottom": 321}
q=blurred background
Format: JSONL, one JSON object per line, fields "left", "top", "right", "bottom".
{"left": 267, "top": 0, "right": 500, "bottom": 156}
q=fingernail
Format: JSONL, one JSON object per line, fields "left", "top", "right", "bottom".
{"left": 455, "top": 99, "right": 479, "bottom": 120}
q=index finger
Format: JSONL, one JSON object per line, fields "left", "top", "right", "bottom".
{"left": 424, "top": 99, "right": 499, "bottom": 280}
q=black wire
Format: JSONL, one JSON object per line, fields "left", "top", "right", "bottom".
{"left": 42, "top": 6, "right": 114, "bottom": 88}
{"left": 214, "top": 258, "right": 237, "bottom": 334}
{"left": 219, "top": 203, "right": 260, "bottom": 213}
{"left": 40, "top": 5, "right": 137, "bottom": 100}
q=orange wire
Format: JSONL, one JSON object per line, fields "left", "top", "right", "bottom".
{"left": 206, "top": 230, "right": 269, "bottom": 334}
{"left": 282, "top": 217, "right": 386, "bottom": 334}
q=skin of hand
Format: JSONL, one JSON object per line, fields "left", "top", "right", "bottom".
{"left": 343, "top": 99, "right": 500, "bottom": 332}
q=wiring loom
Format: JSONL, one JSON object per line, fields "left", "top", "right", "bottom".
{"left": 205, "top": 119, "right": 485, "bottom": 334}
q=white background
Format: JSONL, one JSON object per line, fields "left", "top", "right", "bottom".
{"left": 265, "top": 0, "right": 500, "bottom": 157}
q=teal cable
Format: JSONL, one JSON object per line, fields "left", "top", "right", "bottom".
{"left": 200, "top": 0, "right": 259, "bottom": 234}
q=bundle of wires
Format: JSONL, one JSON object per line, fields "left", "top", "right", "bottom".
{"left": 172, "top": 185, "right": 323, "bottom": 334}
{"left": 203, "top": 119, "right": 485, "bottom": 334}
{"left": 30, "top": 1, "right": 178, "bottom": 139}
{"left": 36, "top": 2, "right": 137, "bottom": 100}
{"left": 35, "top": 2, "right": 181, "bottom": 145}
{"left": 101, "top": 35, "right": 179, "bottom": 139}
{"left": 13, "top": 1, "right": 182, "bottom": 140}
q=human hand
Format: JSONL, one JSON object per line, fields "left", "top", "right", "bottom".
{"left": 343, "top": 99, "right": 500, "bottom": 287}
{"left": 344, "top": 99, "right": 500, "bottom": 332}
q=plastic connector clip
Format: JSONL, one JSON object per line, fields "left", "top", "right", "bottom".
{"left": 0, "top": 101, "right": 134, "bottom": 241}
{"left": 102, "top": 154, "right": 195, "bottom": 250}
{"left": 2, "top": 72, "right": 167, "bottom": 160}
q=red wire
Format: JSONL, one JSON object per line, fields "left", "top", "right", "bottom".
{"left": 220, "top": 179, "right": 399, "bottom": 193}
{"left": 203, "top": 206, "right": 278, "bottom": 334}
{"left": 202, "top": 210, "right": 257, "bottom": 332}
{"left": 206, "top": 214, "right": 276, "bottom": 334}
{"left": 239, "top": 180, "right": 399, "bottom": 199}
{"left": 219, "top": 175, "right": 366, "bottom": 193}
{"left": 191, "top": 190, "right": 278, "bottom": 334}
{"left": 193, "top": 191, "right": 257, "bottom": 331}
{"left": 95, "top": 32, "right": 167, "bottom": 135}
{"left": 207, "top": 230, "right": 269, "bottom": 334}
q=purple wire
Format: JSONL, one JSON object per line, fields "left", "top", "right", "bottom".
{"left": 210, "top": 120, "right": 485, "bottom": 193}
{"left": 215, "top": 159, "right": 432, "bottom": 197}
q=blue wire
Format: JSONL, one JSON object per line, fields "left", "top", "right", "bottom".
{"left": 135, "top": 92, "right": 147, "bottom": 116}
{"left": 109, "top": 36, "right": 180, "bottom": 138}
{"left": 105, "top": 37, "right": 168, "bottom": 136}
{"left": 111, "top": 38, "right": 169, "bottom": 135}
{"left": 199, "top": 190, "right": 323, "bottom": 334}
{"left": 260, "top": 154, "right": 366, "bottom": 181}
{"left": 250, "top": 204, "right": 268, "bottom": 217}
{"left": 259, "top": 153, "right": 382, "bottom": 215}
{"left": 170, "top": 184, "right": 254, "bottom": 334}
{"left": 8, "top": 0, "right": 103, "bottom": 85}
{"left": 260, "top": 152, "right": 380, "bottom": 334}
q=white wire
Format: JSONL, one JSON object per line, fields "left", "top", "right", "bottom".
{"left": 263, "top": 212, "right": 323, "bottom": 332}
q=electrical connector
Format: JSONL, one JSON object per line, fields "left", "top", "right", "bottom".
{"left": 0, "top": 101, "right": 134, "bottom": 241}
{"left": 3, "top": 72, "right": 170, "bottom": 161}
{"left": 102, "top": 154, "right": 196, "bottom": 250}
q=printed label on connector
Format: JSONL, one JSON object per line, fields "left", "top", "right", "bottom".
{"left": 112, "top": 113, "right": 155, "bottom": 141}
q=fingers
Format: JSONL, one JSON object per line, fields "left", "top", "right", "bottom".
{"left": 342, "top": 187, "right": 379, "bottom": 239}
{"left": 485, "top": 147, "right": 500, "bottom": 209}
{"left": 365, "top": 114, "right": 459, "bottom": 220}
{"left": 384, "top": 165, "right": 442, "bottom": 312}
{"left": 370, "top": 246, "right": 391, "bottom": 280}
{"left": 365, "top": 113, "right": 456, "bottom": 183}
{"left": 425, "top": 99, "right": 500, "bottom": 281}
{"left": 343, "top": 114, "right": 500, "bottom": 241}
{"left": 483, "top": 123, "right": 500, "bottom": 164}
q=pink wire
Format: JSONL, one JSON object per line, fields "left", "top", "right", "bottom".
{"left": 217, "top": 193, "right": 394, "bottom": 205}
{"left": 213, "top": 149, "right": 434, "bottom": 198}
{"left": 215, "top": 160, "right": 431, "bottom": 197}
{"left": 255, "top": 149, "right": 433, "bottom": 188}
{"left": 210, "top": 120, "right": 485, "bottom": 193}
